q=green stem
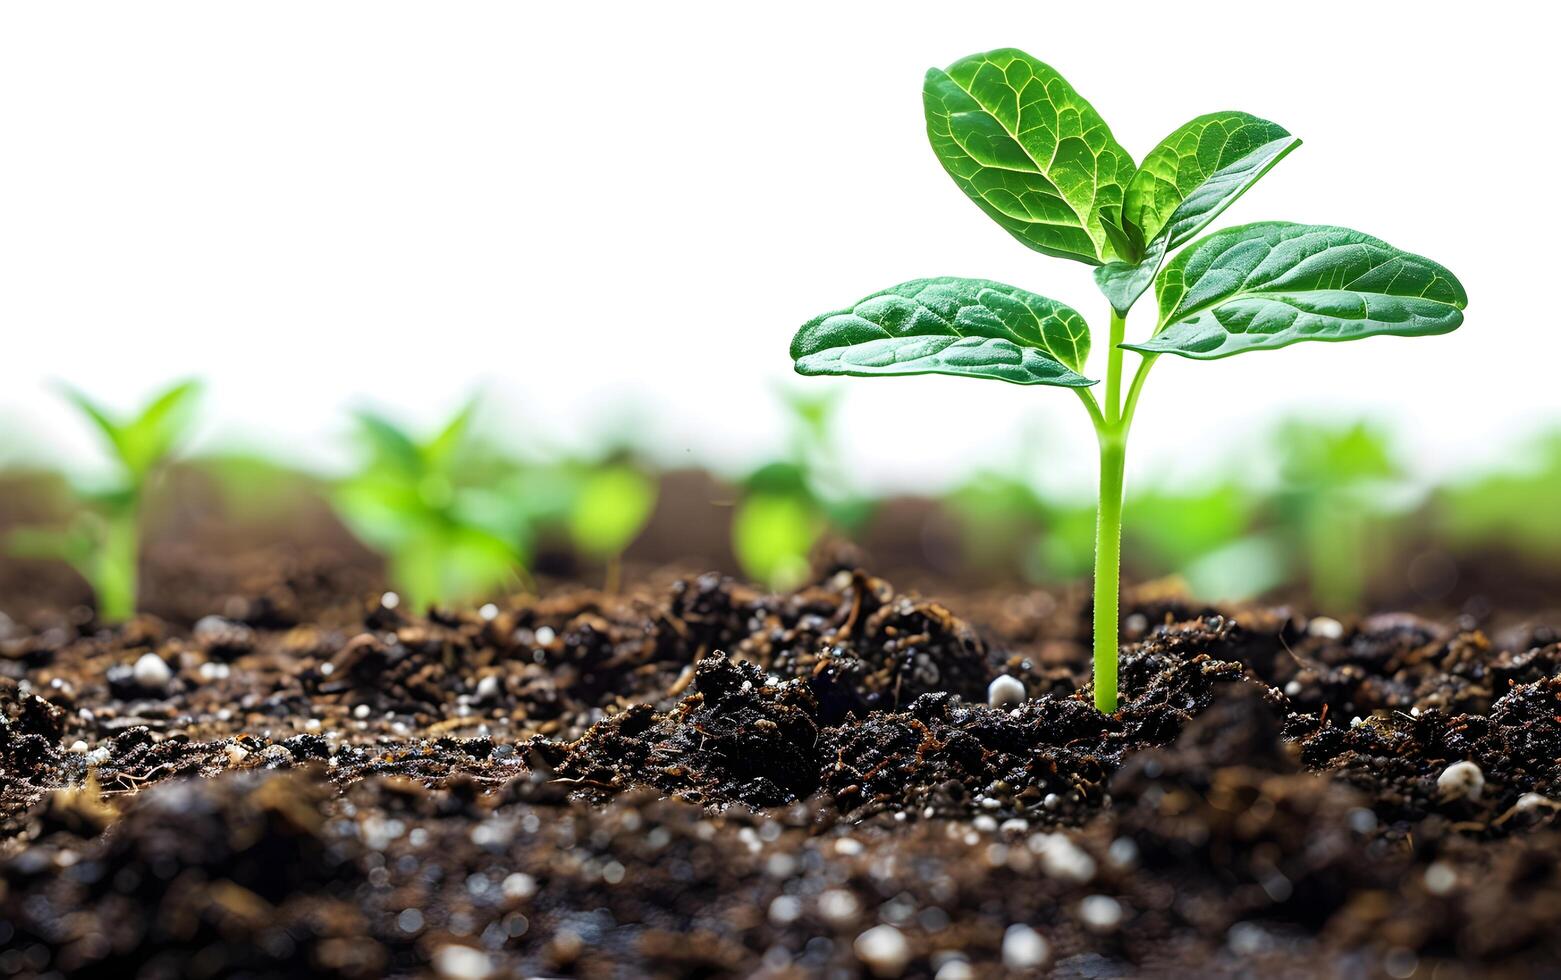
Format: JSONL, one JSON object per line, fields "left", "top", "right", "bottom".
{"left": 1092, "top": 431, "right": 1126, "bottom": 712}
{"left": 1104, "top": 309, "right": 1126, "bottom": 423}
{"left": 96, "top": 507, "right": 139, "bottom": 623}
{"left": 1087, "top": 310, "right": 1153, "bottom": 714}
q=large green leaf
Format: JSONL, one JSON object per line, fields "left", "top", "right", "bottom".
{"left": 1126, "top": 223, "right": 1467, "bottom": 360}
{"left": 1095, "top": 114, "right": 1298, "bottom": 315}
{"left": 1126, "top": 113, "right": 1298, "bottom": 249}
{"left": 924, "top": 49, "right": 1135, "bottom": 266}
{"left": 791, "top": 278, "right": 1094, "bottom": 387}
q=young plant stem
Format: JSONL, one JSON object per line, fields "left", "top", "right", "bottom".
{"left": 1092, "top": 430, "right": 1126, "bottom": 712}
{"left": 97, "top": 507, "right": 139, "bottom": 623}
{"left": 1085, "top": 311, "right": 1159, "bottom": 714}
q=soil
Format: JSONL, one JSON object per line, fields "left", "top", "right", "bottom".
{"left": 5, "top": 529, "right": 1561, "bottom": 977}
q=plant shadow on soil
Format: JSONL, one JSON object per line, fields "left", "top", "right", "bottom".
{"left": 5, "top": 552, "right": 1561, "bottom": 978}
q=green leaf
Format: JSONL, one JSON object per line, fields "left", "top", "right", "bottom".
{"left": 4, "top": 525, "right": 93, "bottom": 566}
{"left": 1126, "top": 223, "right": 1467, "bottom": 360}
{"left": 353, "top": 410, "right": 426, "bottom": 477}
{"left": 567, "top": 466, "right": 657, "bottom": 559}
{"left": 1093, "top": 236, "right": 1165, "bottom": 317}
{"left": 924, "top": 49, "right": 1135, "bottom": 265}
{"left": 118, "top": 379, "right": 201, "bottom": 477}
{"left": 791, "top": 278, "right": 1094, "bottom": 387}
{"left": 59, "top": 380, "right": 201, "bottom": 479}
{"left": 1096, "top": 115, "right": 1299, "bottom": 316}
{"left": 732, "top": 493, "right": 822, "bottom": 591}
{"left": 1126, "top": 113, "right": 1298, "bottom": 249}
{"left": 58, "top": 386, "right": 125, "bottom": 453}
{"left": 424, "top": 398, "right": 479, "bottom": 469}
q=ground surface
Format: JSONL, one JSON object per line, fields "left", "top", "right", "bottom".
{"left": 4, "top": 558, "right": 1561, "bottom": 979}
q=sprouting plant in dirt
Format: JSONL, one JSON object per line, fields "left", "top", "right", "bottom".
{"left": 1270, "top": 420, "right": 1406, "bottom": 611}
{"left": 4, "top": 380, "right": 201, "bottom": 622}
{"left": 733, "top": 389, "right": 872, "bottom": 590}
{"left": 333, "top": 400, "right": 529, "bottom": 610}
{"left": 789, "top": 48, "right": 1468, "bottom": 712}
{"left": 564, "top": 456, "right": 658, "bottom": 592}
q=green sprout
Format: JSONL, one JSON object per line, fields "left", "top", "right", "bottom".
{"left": 1271, "top": 420, "right": 1405, "bottom": 610}
{"left": 733, "top": 389, "right": 871, "bottom": 590}
{"left": 565, "top": 460, "right": 658, "bottom": 591}
{"left": 5, "top": 380, "right": 201, "bottom": 622}
{"left": 788, "top": 49, "right": 1467, "bottom": 712}
{"left": 333, "top": 401, "right": 528, "bottom": 611}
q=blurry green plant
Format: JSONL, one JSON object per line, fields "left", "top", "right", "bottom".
{"left": 789, "top": 47, "right": 1467, "bottom": 711}
{"left": 333, "top": 401, "right": 529, "bottom": 610}
{"left": 949, "top": 455, "right": 1270, "bottom": 598}
{"left": 1435, "top": 432, "right": 1561, "bottom": 560}
{"left": 5, "top": 380, "right": 201, "bottom": 622}
{"left": 564, "top": 461, "right": 658, "bottom": 591}
{"left": 1271, "top": 420, "right": 1405, "bottom": 610}
{"left": 733, "top": 389, "right": 872, "bottom": 590}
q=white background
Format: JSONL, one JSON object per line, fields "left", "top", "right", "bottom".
{"left": 2, "top": 2, "right": 1552, "bottom": 496}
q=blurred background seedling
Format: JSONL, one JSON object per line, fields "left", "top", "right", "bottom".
{"left": 4, "top": 380, "right": 201, "bottom": 622}
{"left": 332, "top": 398, "right": 530, "bottom": 611}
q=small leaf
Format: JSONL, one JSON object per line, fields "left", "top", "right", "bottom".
{"left": 1093, "top": 235, "right": 1166, "bottom": 316}
{"left": 791, "top": 278, "right": 1094, "bottom": 387}
{"left": 733, "top": 493, "right": 823, "bottom": 591}
{"left": 1126, "top": 112, "right": 1298, "bottom": 249}
{"left": 1096, "top": 114, "right": 1299, "bottom": 316}
{"left": 424, "top": 397, "right": 480, "bottom": 469}
{"left": 567, "top": 466, "right": 657, "bottom": 559}
{"left": 118, "top": 379, "right": 201, "bottom": 477}
{"left": 1127, "top": 222, "right": 1467, "bottom": 360}
{"left": 58, "top": 386, "right": 125, "bottom": 455}
{"left": 4, "top": 525, "right": 93, "bottom": 566}
{"left": 924, "top": 49, "right": 1136, "bottom": 265}
{"left": 353, "top": 410, "right": 426, "bottom": 477}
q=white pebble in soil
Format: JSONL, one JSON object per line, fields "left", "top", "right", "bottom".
{"left": 380, "top": 591, "right": 401, "bottom": 610}
{"left": 479, "top": 603, "right": 499, "bottom": 622}
{"left": 854, "top": 924, "right": 911, "bottom": 978}
{"left": 933, "top": 959, "right": 974, "bottom": 980}
{"left": 1423, "top": 861, "right": 1457, "bottom": 896}
{"left": 431, "top": 944, "right": 492, "bottom": 980}
{"left": 475, "top": 675, "right": 502, "bottom": 704}
{"left": 1078, "top": 894, "right": 1124, "bottom": 932}
{"left": 1307, "top": 616, "right": 1345, "bottom": 640}
{"left": 987, "top": 674, "right": 1026, "bottom": 709}
{"left": 501, "top": 872, "right": 536, "bottom": 900}
{"left": 1516, "top": 792, "right": 1553, "bottom": 813}
{"left": 132, "top": 653, "right": 173, "bottom": 692}
{"left": 1437, "top": 760, "right": 1484, "bottom": 801}
{"left": 768, "top": 895, "right": 802, "bottom": 926}
{"left": 1028, "top": 832, "right": 1096, "bottom": 883}
{"left": 817, "top": 889, "right": 860, "bottom": 923}
{"left": 1002, "top": 924, "right": 1050, "bottom": 970}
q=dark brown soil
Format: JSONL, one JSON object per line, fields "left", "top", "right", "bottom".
{"left": 5, "top": 559, "right": 1561, "bottom": 979}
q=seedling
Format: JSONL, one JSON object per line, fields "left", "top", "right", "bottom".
{"left": 789, "top": 49, "right": 1467, "bottom": 712}
{"left": 733, "top": 389, "right": 872, "bottom": 589}
{"left": 1271, "top": 420, "right": 1405, "bottom": 610}
{"left": 565, "top": 460, "right": 658, "bottom": 591}
{"left": 334, "top": 401, "right": 529, "bottom": 610}
{"left": 5, "top": 380, "right": 201, "bottom": 622}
